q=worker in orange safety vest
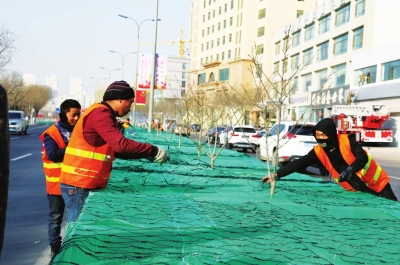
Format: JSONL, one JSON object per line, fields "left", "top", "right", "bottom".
{"left": 39, "top": 99, "right": 81, "bottom": 260}
{"left": 261, "top": 118, "right": 397, "bottom": 201}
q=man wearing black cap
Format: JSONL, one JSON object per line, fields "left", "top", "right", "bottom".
{"left": 59, "top": 81, "right": 170, "bottom": 224}
{"left": 261, "top": 118, "right": 397, "bottom": 201}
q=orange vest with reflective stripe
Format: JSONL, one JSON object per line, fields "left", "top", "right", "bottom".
{"left": 59, "top": 103, "right": 115, "bottom": 189}
{"left": 39, "top": 125, "right": 65, "bottom": 195}
{"left": 314, "top": 134, "right": 390, "bottom": 192}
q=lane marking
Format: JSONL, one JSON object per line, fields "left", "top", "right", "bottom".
{"left": 11, "top": 153, "right": 33, "bottom": 161}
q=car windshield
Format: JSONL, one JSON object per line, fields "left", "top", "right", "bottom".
{"left": 233, "top": 127, "right": 256, "bottom": 133}
{"left": 287, "top": 125, "right": 314, "bottom": 136}
{"left": 8, "top": 113, "right": 22, "bottom": 119}
{"left": 268, "top": 124, "right": 286, "bottom": 136}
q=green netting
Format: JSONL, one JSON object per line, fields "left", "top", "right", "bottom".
{"left": 52, "top": 127, "right": 400, "bottom": 265}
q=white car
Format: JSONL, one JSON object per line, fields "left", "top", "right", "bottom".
{"left": 258, "top": 122, "right": 317, "bottom": 166}
{"left": 8, "top": 110, "right": 29, "bottom": 135}
{"left": 219, "top": 125, "right": 258, "bottom": 152}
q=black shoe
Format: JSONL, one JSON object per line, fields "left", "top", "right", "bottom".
{"left": 50, "top": 245, "right": 60, "bottom": 261}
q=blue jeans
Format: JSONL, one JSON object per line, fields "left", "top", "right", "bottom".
{"left": 60, "top": 183, "right": 89, "bottom": 223}
{"left": 47, "top": 194, "right": 65, "bottom": 246}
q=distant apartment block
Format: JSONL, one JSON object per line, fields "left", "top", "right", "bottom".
{"left": 23, "top": 73, "right": 36, "bottom": 86}
{"left": 46, "top": 75, "right": 58, "bottom": 97}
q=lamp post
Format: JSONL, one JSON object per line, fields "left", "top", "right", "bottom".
{"left": 99, "top": 67, "right": 121, "bottom": 80}
{"left": 90, "top": 77, "right": 106, "bottom": 90}
{"left": 109, "top": 50, "right": 136, "bottom": 79}
{"left": 118, "top": 14, "right": 161, "bottom": 126}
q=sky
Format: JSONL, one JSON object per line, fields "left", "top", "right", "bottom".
{"left": 0, "top": 0, "right": 192, "bottom": 96}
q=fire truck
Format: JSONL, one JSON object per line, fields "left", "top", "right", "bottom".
{"left": 330, "top": 104, "right": 392, "bottom": 143}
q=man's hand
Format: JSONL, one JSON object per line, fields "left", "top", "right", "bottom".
{"left": 154, "top": 148, "right": 170, "bottom": 165}
{"left": 338, "top": 166, "right": 353, "bottom": 182}
{"left": 261, "top": 173, "right": 278, "bottom": 183}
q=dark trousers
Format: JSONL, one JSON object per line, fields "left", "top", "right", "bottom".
{"left": 348, "top": 176, "right": 398, "bottom": 201}
{"left": 47, "top": 194, "right": 65, "bottom": 246}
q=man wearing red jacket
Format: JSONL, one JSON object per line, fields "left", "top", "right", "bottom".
{"left": 39, "top": 99, "right": 81, "bottom": 259}
{"left": 59, "top": 81, "right": 170, "bottom": 223}
{"left": 261, "top": 118, "right": 397, "bottom": 201}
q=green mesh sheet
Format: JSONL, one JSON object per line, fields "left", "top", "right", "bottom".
{"left": 53, "top": 127, "right": 400, "bottom": 265}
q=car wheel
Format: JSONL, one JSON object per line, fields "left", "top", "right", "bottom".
{"left": 23, "top": 127, "right": 28, "bottom": 135}
{"left": 242, "top": 148, "right": 247, "bottom": 153}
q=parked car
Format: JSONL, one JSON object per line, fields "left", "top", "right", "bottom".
{"left": 8, "top": 110, "right": 29, "bottom": 135}
{"left": 258, "top": 121, "right": 317, "bottom": 166}
{"left": 191, "top": 124, "right": 201, "bottom": 132}
{"left": 174, "top": 124, "right": 190, "bottom": 136}
{"left": 219, "top": 125, "right": 257, "bottom": 152}
{"left": 207, "top": 125, "right": 231, "bottom": 143}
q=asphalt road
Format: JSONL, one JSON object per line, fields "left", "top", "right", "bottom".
{"left": 0, "top": 124, "right": 55, "bottom": 265}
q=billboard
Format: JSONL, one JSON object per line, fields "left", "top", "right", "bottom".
{"left": 138, "top": 53, "right": 168, "bottom": 90}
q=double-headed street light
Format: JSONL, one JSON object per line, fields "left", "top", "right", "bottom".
{"left": 109, "top": 50, "right": 136, "bottom": 80}
{"left": 90, "top": 76, "right": 106, "bottom": 90}
{"left": 118, "top": 14, "right": 161, "bottom": 126}
{"left": 100, "top": 67, "right": 121, "bottom": 80}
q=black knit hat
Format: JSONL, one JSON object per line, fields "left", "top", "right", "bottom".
{"left": 103, "top": 81, "right": 135, "bottom": 101}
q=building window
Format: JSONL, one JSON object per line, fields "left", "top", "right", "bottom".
{"left": 355, "top": 0, "right": 365, "bottom": 17}
{"left": 316, "top": 69, "right": 327, "bottom": 89}
{"left": 317, "top": 41, "right": 329, "bottom": 61}
{"left": 206, "top": 42, "right": 209, "bottom": 50}
{"left": 217, "top": 38, "right": 220, "bottom": 46}
{"left": 225, "top": 3, "right": 227, "bottom": 12}
{"left": 211, "top": 40, "right": 214, "bottom": 48}
{"left": 256, "top": 44, "right": 264, "bottom": 55}
{"left": 182, "top": 63, "right": 187, "bottom": 70}
{"left": 257, "top": 26, "right": 265, "bottom": 37}
{"left": 209, "top": 72, "right": 215, "bottom": 82}
{"left": 292, "top": 31, "right": 301, "bottom": 47}
{"left": 382, "top": 60, "right": 400, "bottom": 81}
{"left": 319, "top": 14, "right": 331, "bottom": 35}
{"left": 182, "top": 81, "right": 186, "bottom": 88}
{"left": 203, "top": 15, "right": 205, "bottom": 22}
{"left": 223, "top": 36, "right": 226, "bottom": 44}
{"left": 208, "top": 12, "right": 210, "bottom": 20}
{"left": 283, "top": 58, "right": 288, "bottom": 73}
{"left": 256, "top": 64, "right": 263, "bottom": 78}
{"left": 353, "top": 27, "right": 363, "bottom": 50}
{"left": 302, "top": 73, "right": 312, "bottom": 92}
{"left": 213, "top": 10, "right": 215, "bottom": 17}
{"left": 216, "top": 53, "right": 219, "bottom": 61}
{"left": 228, "top": 50, "right": 231, "bottom": 59}
{"left": 182, "top": 72, "right": 187, "bottom": 79}
{"left": 291, "top": 53, "right": 299, "bottom": 70}
{"left": 204, "top": 0, "right": 206, "bottom": 8}
{"left": 336, "top": 4, "right": 350, "bottom": 27}
{"left": 229, "top": 33, "right": 232, "bottom": 42}
{"left": 218, "top": 22, "right": 221, "bottom": 30}
{"left": 198, "top": 73, "right": 206, "bottom": 84}
{"left": 222, "top": 52, "right": 225, "bottom": 60}
{"left": 219, "top": 68, "right": 229, "bottom": 81}
{"left": 303, "top": 48, "right": 313, "bottom": 66}
{"left": 207, "top": 27, "right": 210, "bottom": 35}
{"left": 259, "top": 8, "right": 266, "bottom": 19}
{"left": 201, "top": 44, "right": 204, "bottom": 51}
{"left": 304, "top": 23, "right": 315, "bottom": 41}
{"left": 333, "top": 63, "right": 346, "bottom": 86}
{"left": 355, "top": 66, "right": 376, "bottom": 86}
{"left": 212, "top": 25, "right": 214, "bottom": 33}
{"left": 275, "top": 41, "right": 280, "bottom": 55}
{"left": 274, "top": 61, "right": 280, "bottom": 73}
{"left": 231, "top": 0, "right": 234, "bottom": 9}
{"left": 224, "top": 20, "right": 226, "bottom": 28}
{"left": 333, "top": 33, "right": 348, "bottom": 56}
{"left": 219, "top": 6, "right": 222, "bottom": 15}
{"left": 230, "top": 17, "right": 233, "bottom": 26}
{"left": 293, "top": 77, "right": 298, "bottom": 94}
{"left": 297, "top": 10, "right": 304, "bottom": 18}
{"left": 202, "top": 30, "right": 204, "bottom": 37}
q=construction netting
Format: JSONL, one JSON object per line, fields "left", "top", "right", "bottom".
{"left": 52, "top": 127, "right": 400, "bottom": 265}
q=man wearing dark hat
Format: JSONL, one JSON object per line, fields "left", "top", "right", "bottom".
{"left": 59, "top": 81, "right": 170, "bottom": 224}
{"left": 261, "top": 118, "right": 397, "bottom": 201}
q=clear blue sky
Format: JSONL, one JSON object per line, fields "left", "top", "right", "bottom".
{"left": 0, "top": 0, "right": 192, "bottom": 95}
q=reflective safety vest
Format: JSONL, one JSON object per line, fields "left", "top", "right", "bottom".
{"left": 60, "top": 103, "right": 115, "bottom": 189}
{"left": 123, "top": 121, "right": 129, "bottom": 129}
{"left": 314, "top": 134, "right": 390, "bottom": 192}
{"left": 39, "top": 125, "right": 66, "bottom": 195}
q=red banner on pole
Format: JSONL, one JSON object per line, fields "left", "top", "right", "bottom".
{"left": 135, "top": 89, "right": 147, "bottom": 105}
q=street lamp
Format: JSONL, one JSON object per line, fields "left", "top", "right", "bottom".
{"left": 109, "top": 50, "right": 136, "bottom": 79}
{"left": 90, "top": 77, "right": 106, "bottom": 90}
{"left": 100, "top": 67, "right": 121, "bottom": 80}
{"left": 118, "top": 14, "right": 161, "bottom": 126}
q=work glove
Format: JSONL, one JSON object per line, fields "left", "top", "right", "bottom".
{"left": 154, "top": 147, "right": 170, "bottom": 165}
{"left": 338, "top": 166, "right": 353, "bottom": 182}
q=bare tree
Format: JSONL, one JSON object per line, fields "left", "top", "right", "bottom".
{"left": 23, "top": 85, "right": 52, "bottom": 116}
{"left": 0, "top": 26, "right": 17, "bottom": 71}
{"left": 0, "top": 71, "right": 27, "bottom": 111}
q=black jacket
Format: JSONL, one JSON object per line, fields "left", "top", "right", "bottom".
{"left": 277, "top": 118, "right": 368, "bottom": 189}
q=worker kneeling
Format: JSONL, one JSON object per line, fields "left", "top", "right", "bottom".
{"left": 261, "top": 118, "right": 397, "bottom": 201}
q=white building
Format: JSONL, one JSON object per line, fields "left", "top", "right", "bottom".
{"left": 23, "top": 73, "right": 36, "bottom": 86}
{"left": 46, "top": 75, "right": 58, "bottom": 97}
{"left": 154, "top": 55, "right": 191, "bottom": 100}
{"left": 271, "top": 0, "right": 400, "bottom": 146}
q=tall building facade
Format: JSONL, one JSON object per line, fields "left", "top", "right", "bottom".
{"left": 189, "top": 0, "right": 317, "bottom": 125}
{"left": 270, "top": 0, "right": 400, "bottom": 145}
{"left": 46, "top": 75, "right": 58, "bottom": 97}
{"left": 22, "top": 73, "right": 36, "bottom": 86}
